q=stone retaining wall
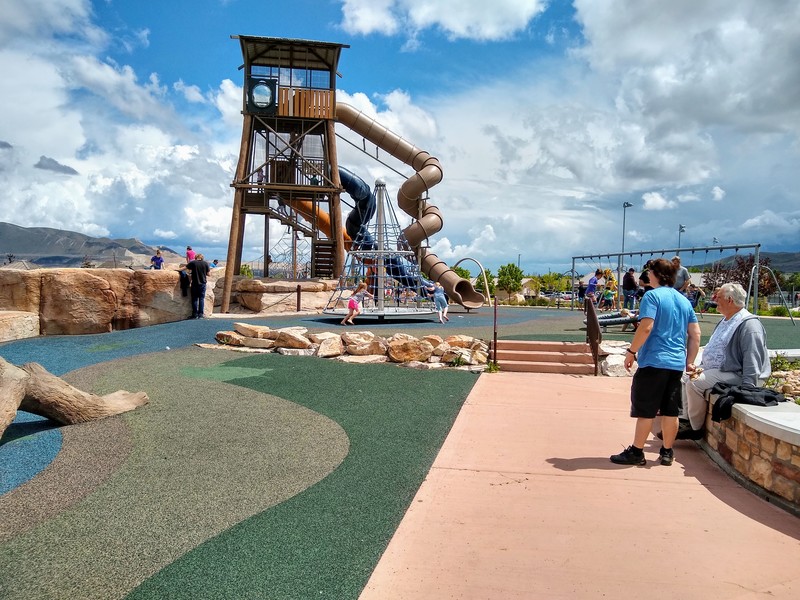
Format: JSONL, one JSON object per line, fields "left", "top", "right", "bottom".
{"left": 703, "top": 399, "right": 800, "bottom": 511}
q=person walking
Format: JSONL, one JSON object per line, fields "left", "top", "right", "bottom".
{"left": 341, "top": 282, "right": 372, "bottom": 325}
{"left": 427, "top": 281, "right": 449, "bottom": 323}
{"left": 610, "top": 258, "right": 701, "bottom": 467}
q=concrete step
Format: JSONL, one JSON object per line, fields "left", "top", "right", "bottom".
{"left": 494, "top": 349, "right": 594, "bottom": 364}
{"left": 491, "top": 340, "right": 596, "bottom": 375}
{"left": 493, "top": 340, "right": 591, "bottom": 353}
{"left": 496, "top": 360, "right": 596, "bottom": 375}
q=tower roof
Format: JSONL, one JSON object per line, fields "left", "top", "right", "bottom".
{"left": 232, "top": 35, "right": 349, "bottom": 73}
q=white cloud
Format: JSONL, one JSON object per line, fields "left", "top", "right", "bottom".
{"left": 711, "top": 185, "right": 726, "bottom": 201}
{"left": 340, "top": 0, "right": 547, "bottom": 41}
{"left": 742, "top": 210, "right": 800, "bottom": 234}
{"left": 153, "top": 229, "right": 177, "bottom": 239}
{"left": 641, "top": 191, "right": 676, "bottom": 210}
{"left": 174, "top": 80, "right": 205, "bottom": 103}
{"left": 341, "top": 0, "right": 400, "bottom": 36}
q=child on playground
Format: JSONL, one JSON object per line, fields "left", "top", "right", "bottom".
{"left": 341, "top": 282, "right": 373, "bottom": 325}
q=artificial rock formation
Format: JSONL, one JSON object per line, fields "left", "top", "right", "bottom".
{"left": 211, "top": 323, "right": 490, "bottom": 370}
{"left": 0, "top": 357, "right": 149, "bottom": 441}
{"left": 0, "top": 268, "right": 216, "bottom": 335}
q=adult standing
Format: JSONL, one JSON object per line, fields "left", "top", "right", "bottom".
{"left": 427, "top": 281, "right": 449, "bottom": 323}
{"left": 183, "top": 253, "right": 210, "bottom": 319}
{"left": 585, "top": 269, "right": 602, "bottom": 307}
{"left": 150, "top": 249, "right": 164, "bottom": 270}
{"left": 186, "top": 246, "right": 196, "bottom": 262}
{"left": 672, "top": 256, "right": 691, "bottom": 295}
{"left": 622, "top": 268, "right": 637, "bottom": 310}
{"left": 681, "top": 283, "right": 770, "bottom": 438}
{"left": 610, "top": 258, "right": 701, "bottom": 466}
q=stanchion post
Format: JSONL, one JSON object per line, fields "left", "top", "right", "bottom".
{"left": 492, "top": 295, "right": 498, "bottom": 365}
{"left": 296, "top": 284, "right": 301, "bottom": 312}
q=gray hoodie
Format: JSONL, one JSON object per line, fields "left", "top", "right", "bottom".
{"left": 718, "top": 315, "right": 771, "bottom": 386}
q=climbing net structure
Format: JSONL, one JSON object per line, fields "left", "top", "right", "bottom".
{"left": 323, "top": 180, "right": 435, "bottom": 319}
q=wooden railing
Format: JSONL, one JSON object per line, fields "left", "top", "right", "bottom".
{"left": 584, "top": 298, "right": 602, "bottom": 376}
{"left": 278, "top": 88, "right": 333, "bottom": 119}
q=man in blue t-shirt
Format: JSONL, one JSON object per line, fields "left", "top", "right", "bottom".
{"left": 610, "top": 258, "right": 700, "bottom": 467}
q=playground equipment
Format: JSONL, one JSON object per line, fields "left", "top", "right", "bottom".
{"left": 323, "top": 179, "right": 436, "bottom": 319}
{"left": 572, "top": 244, "right": 765, "bottom": 310}
{"left": 220, "top": 36, "right": 484, "bottom": 312}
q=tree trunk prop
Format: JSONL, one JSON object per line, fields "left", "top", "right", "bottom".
{"left": 0, "top": 357, "right": 148, "bottom": 441}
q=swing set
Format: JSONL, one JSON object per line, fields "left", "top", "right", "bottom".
{"left": 571, "top": 242, "right": 794, "bottom": 325}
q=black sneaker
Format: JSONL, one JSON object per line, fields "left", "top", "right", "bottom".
{"left": 610, "top": 445, "right": 646, "bottom": 466}
{"left": 659, "top": 447, "right": 674, "bottom": 466}
{"left": 675, "top": 426, "right": 704, "bottom": 441}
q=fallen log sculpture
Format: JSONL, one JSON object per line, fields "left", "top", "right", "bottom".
{"left": 0, "top": 357, "right": 149, "bottom": 441}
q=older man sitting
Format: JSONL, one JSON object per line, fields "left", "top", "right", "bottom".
{"left": 679, "top": 282, "right": 771, "bottom": 439}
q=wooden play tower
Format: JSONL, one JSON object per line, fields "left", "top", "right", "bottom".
{"left": 220, "top": 36, "right": 350, "bottom": 312}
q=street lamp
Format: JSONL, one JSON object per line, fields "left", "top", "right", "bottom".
{"left": 618, "top": 202, "right": 634, "bottom": 306}
{"left": 678, "top": 224, "right": 686, "bottom": 249}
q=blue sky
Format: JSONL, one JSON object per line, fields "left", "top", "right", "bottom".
{"left": 1, "top": 0, "right": 799, "bottom": 275}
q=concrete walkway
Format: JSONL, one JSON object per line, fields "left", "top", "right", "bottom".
{"left": 360, "top": 373, "right": 800, "bottom": 600}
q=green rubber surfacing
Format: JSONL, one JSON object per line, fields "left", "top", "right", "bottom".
{"left": 126, "top": 353, "right": 478, "bottom": 600}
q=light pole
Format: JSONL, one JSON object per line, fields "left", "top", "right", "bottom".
{"left": 678, "top": 224, "right": 686, "bottom": 249}
{"left": 618, "top": 202, "right": 633, "bottom": 307}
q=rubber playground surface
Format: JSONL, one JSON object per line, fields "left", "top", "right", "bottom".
{"left": 1, "top": 307, "right": 799, "bottom": 599}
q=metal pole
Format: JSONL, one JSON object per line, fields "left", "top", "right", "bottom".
{"left": 376, "top": 180, "right": 386, "bottom": 313}
{"left": 492, "top": 294, "right": 498, "bottom": 366}
{"left": 619, "top": 202, "right": 632, "bottom": 308}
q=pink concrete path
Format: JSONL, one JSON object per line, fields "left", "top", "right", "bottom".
{"left": 360, "top": 373, "right": 800, "bottom": 600}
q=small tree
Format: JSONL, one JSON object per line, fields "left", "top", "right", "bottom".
{"left": 540, "top": 271, "right": 563, "bottom": 293}
{"left": 702, "top": 254, "right": 776, "bottom": 296}
{"left": 475, "top": 268, "right": 495, "bottom": 297}
{"left": 452, "top": 265, "right": 471, "bottom": 280}
{"left": 497, "top": 263, "right": 524, "bottom": 296}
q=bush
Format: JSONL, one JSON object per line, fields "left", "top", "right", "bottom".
{"left": 769, "top": 305, "right": 790, "bottom": 317}
{"left": 771, "top": 353, "right": 800, "bottom": 372}
{"left": 239, "top": 264, "right": 254, "bottom": 278}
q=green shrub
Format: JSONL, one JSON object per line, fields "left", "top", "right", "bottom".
{"left": 769, "top": 305, "right": 790, "bottom": 317}
{"left": 771, "top": 353, "right": 800, "bottom": 372}
{"left": 239, "top": 264, "right": 254, "bottom": 278}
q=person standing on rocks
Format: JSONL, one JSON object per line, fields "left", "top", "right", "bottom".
{"left": 150, "top": 249, "right": 164, "bottom": 270}
{"left": 182, "top": 253, "right": 210, "bottom": 319}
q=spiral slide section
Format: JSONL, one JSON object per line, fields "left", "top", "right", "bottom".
{"left": 335, "top": 103, "right": 484, "bottom": 308}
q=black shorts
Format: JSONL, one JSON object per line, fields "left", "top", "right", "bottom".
{"left": 630, "top": 366, "right": 683, "bottom": 419}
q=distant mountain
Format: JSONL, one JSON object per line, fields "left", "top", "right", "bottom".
{"left": 0, "top": 222, "right": 183, "bottom": 268}
{"left": 690, "top": 251, "right": 800, "bottom": 274}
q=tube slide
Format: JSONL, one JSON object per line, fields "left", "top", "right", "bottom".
{"left": 335, "top": 103, "right": 484, "bottom": 309}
